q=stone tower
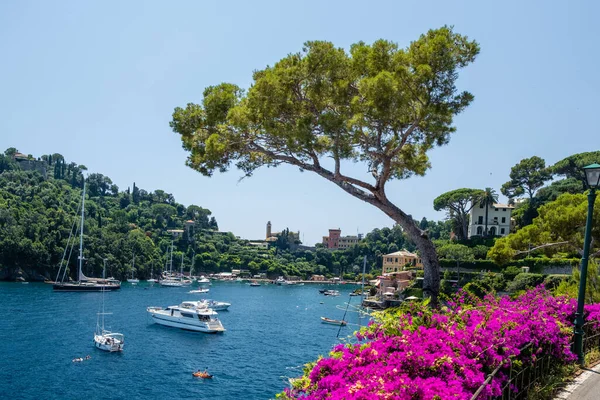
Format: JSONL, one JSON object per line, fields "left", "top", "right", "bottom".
{"left": 266, "top": 221, "right": 272, "bottom": 239}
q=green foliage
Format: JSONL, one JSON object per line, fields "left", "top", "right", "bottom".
{"left": 488, "top": 193, "right": 600, "bottom": 262}
{"left": 433, "top": 188, "right": 483, "bottom": 240}
{"left": 506, "top": 273, "right": 544, "bottom": 293}
{"left": 436, "top": 243, "right": 474, "bottom": 262}
{"left": 501, "top": 156, "right": 551, "bottom": 200}
{"left": 550, "top": 151, "right": 600, "bottom": 188}
{"left": 477, "top": 272, "right": 506, "bottom": 292}
{"left": 172, "top": 28, "right": 479, "bottom": 183}
{"left": 553, "top": 261, "right": 600, "bottom": 304}
{"left": 439, "top": 259, "right": 499, "bottom": 272}
{"left": 502, "top": 266, "right": 523, "bottom": 282}
{"left": 543, "top": 275, "right": 569, "bottom": 290}
{"left": 535, "top": 178, "right": 583, "bottom": 204}
{"left": 462, "top": 281, "right": 493, "bottom": 299}
{"left": 471, "top": 245, "right": 490, "bottom": 260}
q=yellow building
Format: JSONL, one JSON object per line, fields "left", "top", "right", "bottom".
{"left": 382, "top": 250, "right": 422, "bottom": 273}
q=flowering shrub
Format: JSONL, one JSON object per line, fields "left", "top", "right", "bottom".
{"left": 281, "top": 288, "right": 600, "bottom": 400}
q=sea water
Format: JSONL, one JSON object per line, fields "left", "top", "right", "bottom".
{"left": 0, "top": 281, "right": 365, "bottom": 399}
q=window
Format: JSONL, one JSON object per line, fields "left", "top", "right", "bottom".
{"left": 495, "top": 208, "right": 498, "bottom": 211}
{"left": 476, "top": 226, "right": 483, "bottom": 235}
{"left": 503, "top": 208, "right": 506, "bottom": 211}
{"left": 395, "top": 258, "right": 398, "bottom": 263}
{"left": 478, "top": 216, "right": 483, "bottom": 224}
{"left": 479, "top": 203, "right": 484, "bottom": 208}
{"left": 501, "top": 228, "right": 505, "bottom": 234}
{"left": 181, "top": 313, "right": 195, "bottom": 318}
{"left": 502, "top": 217, "right": 506, "bottom": 223}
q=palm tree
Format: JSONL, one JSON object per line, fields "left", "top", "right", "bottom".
{"left": 480, "top": 187, "right": 499, "bottom": 237}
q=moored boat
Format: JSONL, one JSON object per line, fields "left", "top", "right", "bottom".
{"left": 93, "top": 287, "right": 124, "bottom": 352}
{"left": 53, "top": 182, "right": 120, "bottom": 292}
{"left": 147, "top": 302, "right": 225, "bottom": 333}
{"left": 321, "top": 317, "right": 347, "bottom": 326}
{"left": 188, "top": 288, "right": 209, "bottom": 294}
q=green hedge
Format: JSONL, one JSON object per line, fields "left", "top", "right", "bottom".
{"left": 440, "top": 259, "right": 501, "bottom": 272}
{"left": 439, "top": 257, "right": 578, "bottom": 274}
{"left": 504, "top": 258, "right": 579, "bottom": 273}
{"left": 506, "top": 273, "right": 545, "bottom": 292}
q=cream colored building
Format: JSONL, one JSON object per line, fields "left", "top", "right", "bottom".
{"left": 382, "top": 250, "right": 423, "bottom": 273}
{"left": 467, "top": 202, "right": 514, "bottom": 238}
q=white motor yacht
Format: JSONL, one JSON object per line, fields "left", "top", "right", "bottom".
{"left": 147, "top": 302, "right": 225, "bottom": 333}
{"left": 198, "top": 299, "right": 230, "bottom": 311}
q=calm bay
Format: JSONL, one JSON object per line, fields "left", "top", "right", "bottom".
{"left": 0, "top": 281, "right": 363, "bottom": 399}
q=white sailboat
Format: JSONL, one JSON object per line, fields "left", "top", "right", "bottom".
{"left": 147, "top": 261, "right": 157, "bottom": 283}
{"left": 129, "top": 254, "right": 139, "bottom": 284}
{"left": 93, "top": 287, "right": 124, "bottom": 352}
{"left": 160, "top": 243, "right": 184, "bottom": 287}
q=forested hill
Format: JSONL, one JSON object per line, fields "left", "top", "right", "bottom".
{"left": 0, "top": 148, "right": 218, "bottom": 281}
{"left": 0, "top": 147, "right": 453, "bottom": 282}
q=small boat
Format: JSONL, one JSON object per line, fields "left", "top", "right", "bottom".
{"left": 323, "top": 290, "right": 340, "bottom": 297}
{"left": 94, "top": 287, "right": 124, "bottom": 352}
{"left": 192, "top": 371, "right": 213, "bottom": 379}
{"left": 249, "top": 281, "right": 261, "bottom": 287}
{"left": 189, "top": 289, "right": 209, "bottom": 294}
{"left": 275, "top": 276, "right": 287, "bottom": 285}
{"left": 128, "top": 254, "right": 139, "bottom": 284}
{"left": 321, "top": 317, "right": 347, "bottom": 326}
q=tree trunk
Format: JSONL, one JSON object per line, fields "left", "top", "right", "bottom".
{"left": 373, "top": 197, "right": 441, "bottom": 307}
{"left": 484, "top": 199, "right": 489, "bottom": 237}
{"left": 461, "top": 214, "right": 469, "bottom": 241}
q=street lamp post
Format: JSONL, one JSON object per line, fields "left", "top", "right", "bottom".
{"left": 573, "top": 163, "right": 600, "bottom": 365}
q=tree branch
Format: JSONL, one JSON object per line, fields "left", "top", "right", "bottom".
{"left": 514, "top": 241, "right": 571, "bottom": 255}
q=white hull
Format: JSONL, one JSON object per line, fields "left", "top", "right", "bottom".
{"left": 160, "top": 280, "right": 183, "bottom": 287}
{"left": 93, "top": 334, "right": 124, "bottom": 352}
{"left": 147, "top": 308, "right": 225, "bottom": 333}
{"left": 129, "top": 279, "right": 139, "bottom": 283}
{"left": 189, "top": 289, "right": 209, "bottom": 294}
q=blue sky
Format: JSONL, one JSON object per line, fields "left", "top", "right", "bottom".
{"left": 1, "top": 0, "right": 599, "bottom": 245}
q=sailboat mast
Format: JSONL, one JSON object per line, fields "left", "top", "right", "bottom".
{"left": 132, "top": 253, "right": 135, "bottom": 279}
{"left": 191, "top": 250, "right": 195, "bottom": 277}
{"left": 78, "top": 182, "right": 86, "bottom": 282}
{"left": 180, "top": 253, "right": 184, "bottom": 276}
{"left": 360, "top": 255, "right": 367, "bottom": 327}
{"left": 169, "top": 241, "right": 174, "bottom": 273}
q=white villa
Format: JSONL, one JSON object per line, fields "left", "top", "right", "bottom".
{"left": 467, "top": 201, "right": 514, "bottom": 238}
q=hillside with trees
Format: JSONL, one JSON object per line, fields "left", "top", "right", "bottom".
{"left": 0, "top": 147, "right": 451, "bottom": 282}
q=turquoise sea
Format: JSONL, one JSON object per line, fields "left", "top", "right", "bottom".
{"left": 0, "top": 281, "right": 365, "bottom": 399}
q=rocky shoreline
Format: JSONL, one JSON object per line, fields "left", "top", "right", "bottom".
{"left": 0, "top": 267, "right": 51, "bottom": 282}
